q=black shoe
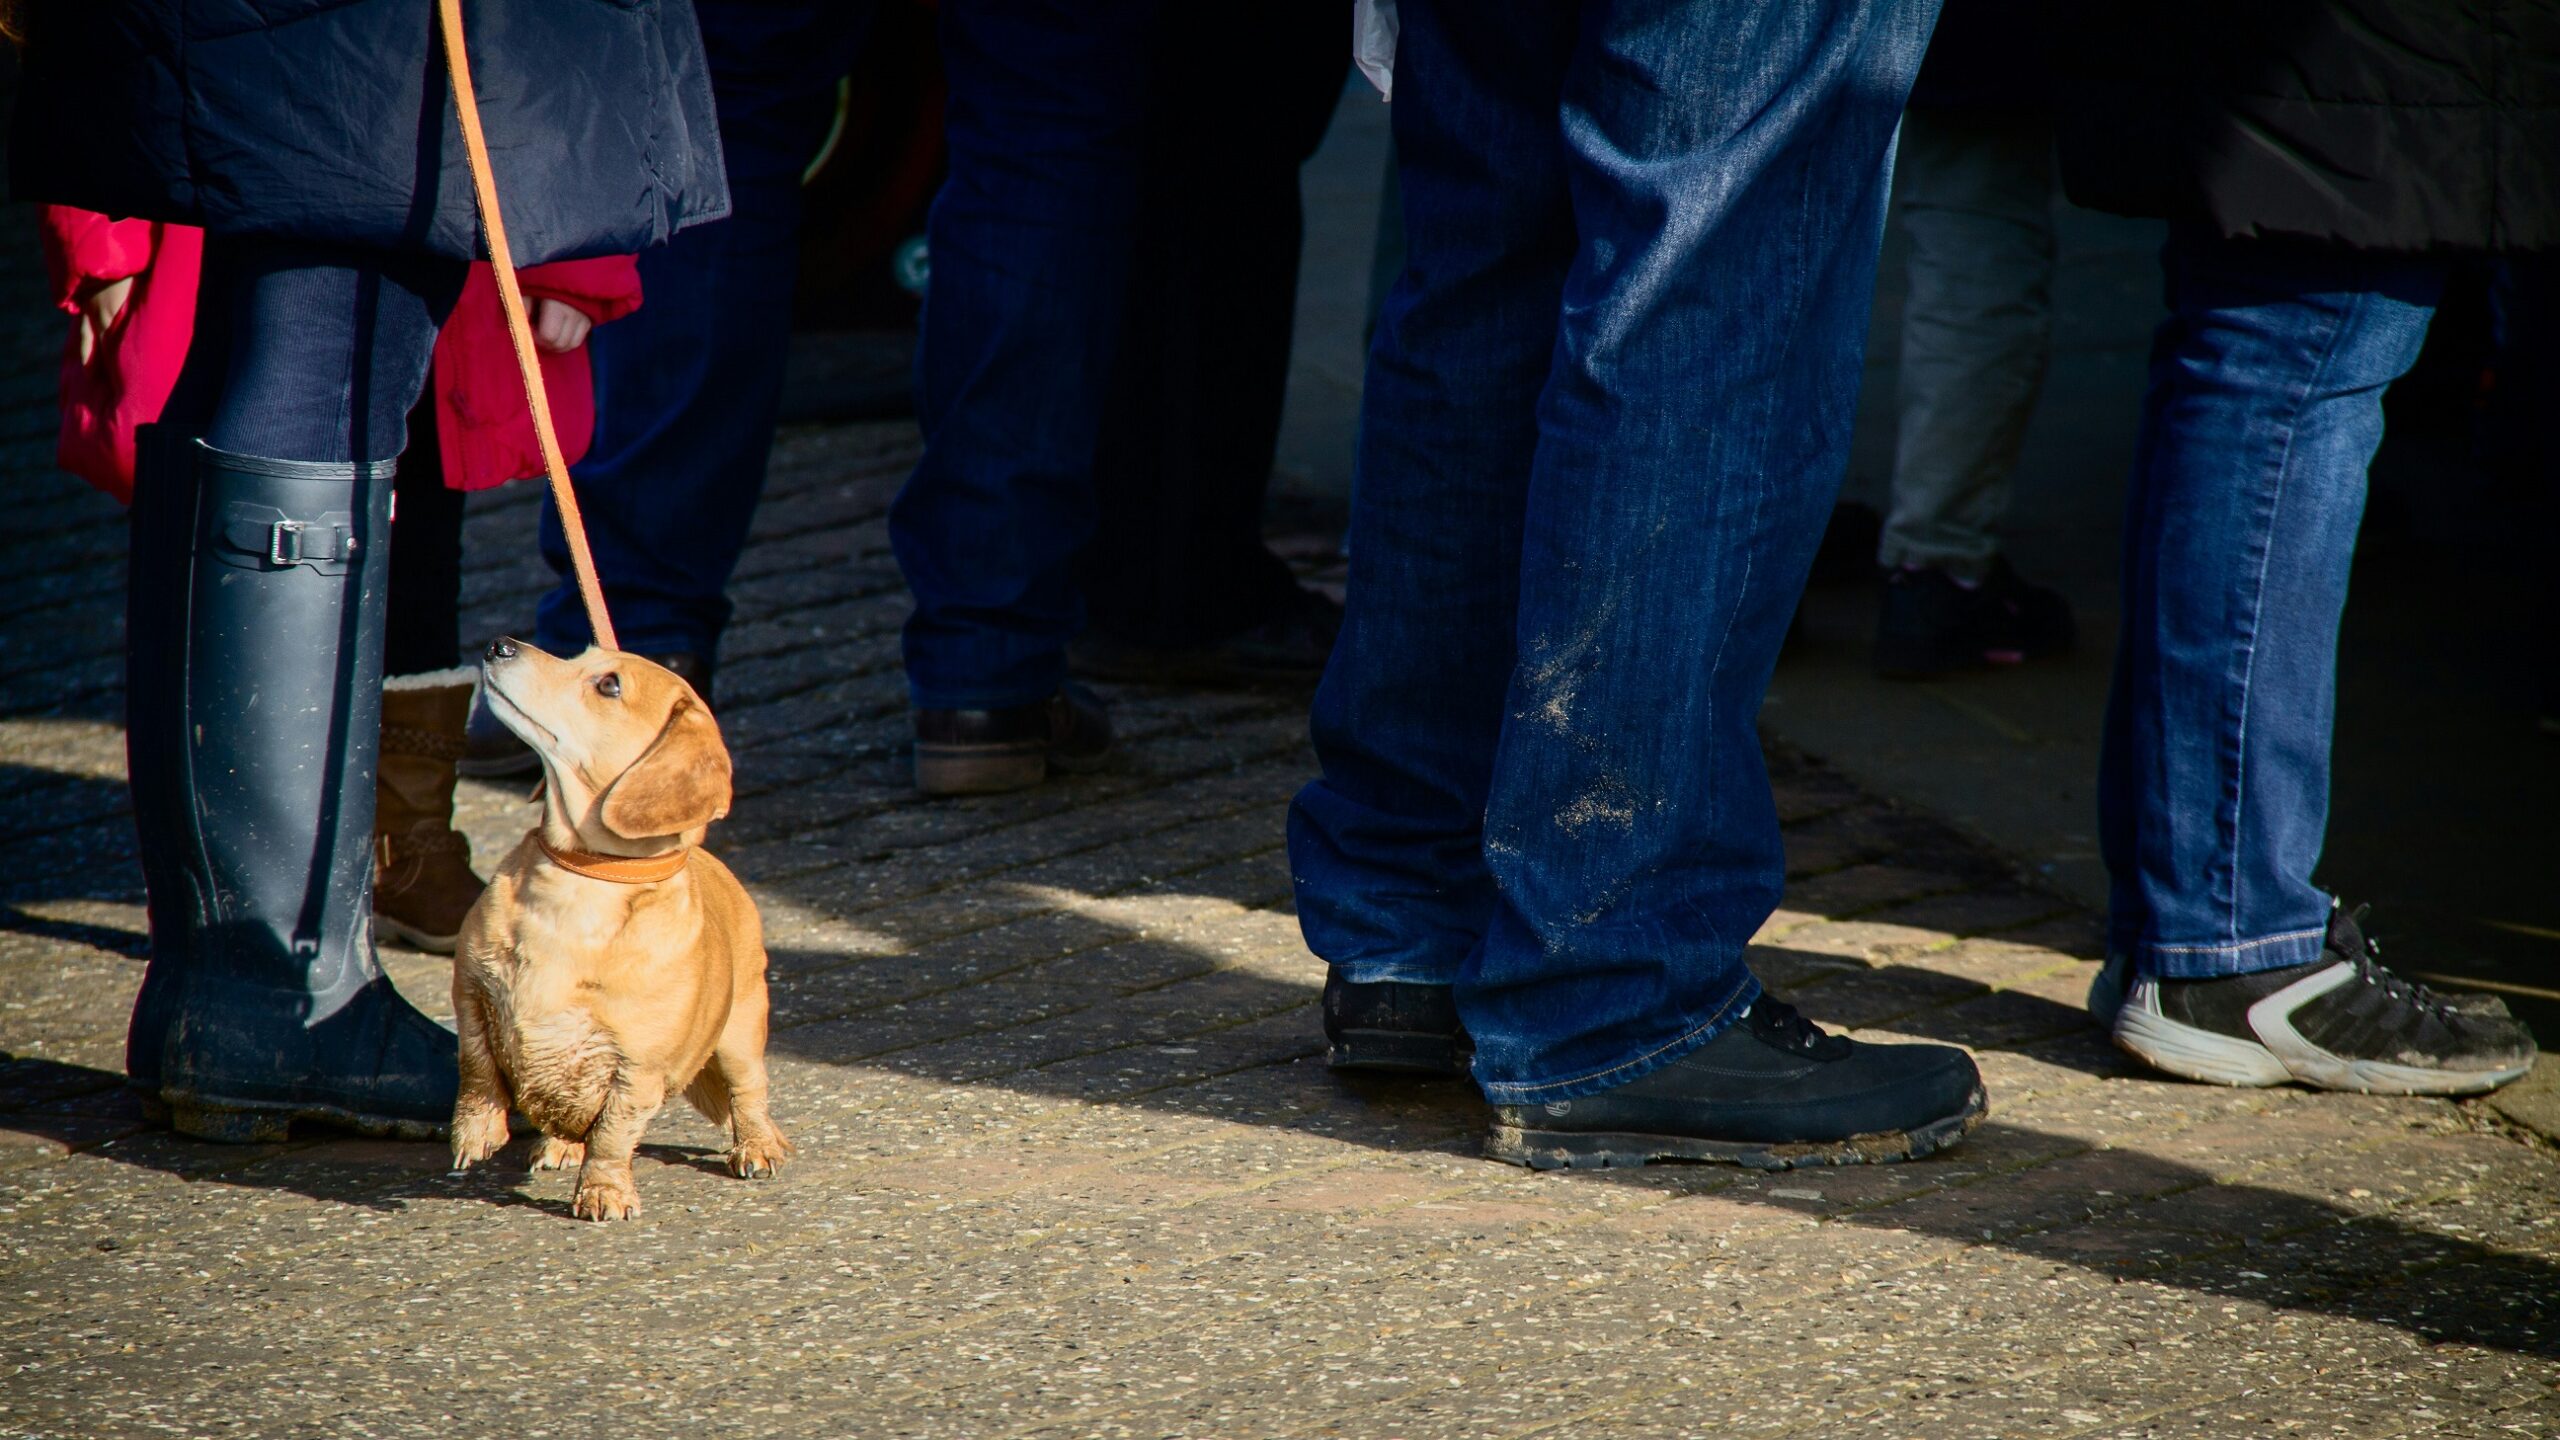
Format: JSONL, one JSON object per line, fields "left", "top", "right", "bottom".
{"left": 1873, "top": 556, "right": 2074, "bottom": 680}
{"left": 1485, "top": 998, "right": 1985, "bottom": 1171}
{"left": 461, "top": 648, "right": 714, "bottom": 777}
{"left": 2112, "top": 905, "right": 2536, "bottom": 1094}
{"left": 912, "top": 682, "right": 1113, "bottom": 796}
{"left": 2086, "top": 908, "right": 2511, "bottom": 1029}
{"left": 125, "top": 440, "right": 458, "bottom": 1142}
{"left": 1322, "top": 973, "right": 1470, "bottom": 1077}
{"left": 1071, "top": 587, "right": 1343, "bottom": 688}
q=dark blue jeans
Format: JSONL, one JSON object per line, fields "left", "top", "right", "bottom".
{"left": 2101, "top": 230, "right": 2448, "bottom": 980}
{"left": 889, "top": 0, "right": 1157, "bottom": 709}
{"left": 162, "top": 239, "right": 461, "bottom": 464}
{"left": 1287, "top": 0, "right": 1933, "bottom": 1103}
{"left": 534, "top": 0, "right": 865, "bottom": 661}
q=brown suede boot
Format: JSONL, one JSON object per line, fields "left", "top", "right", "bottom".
{"left": 374, "top": 669, "right": 486, "bottom": 953}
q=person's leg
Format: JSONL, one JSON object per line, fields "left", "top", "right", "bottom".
{"left": 2102, "top": 232, "right": 2441, "bottom": 978}
{"left": 127, "top": 237, "right": 465, "bottom": 1139}
{"left": 1463, "top": 0, "right": 1938, "bottom": 1100}
{"left": 1287, "top": 0, "right": 1580, "bottom": 1060}
{"left": 891, "top": 0, "right": 1157, "bottom": 712}
{"left": 386, "top": 402, "right": 465, "bottom": 677}
{"left": 1871, "top": 104, "right": 2074, "bottom": 678}
{"left": 1296, "top": 0, "right": 1980, "bottom": 1164}
{"left": 1078, "top": 5, "right": 1345, "bottom": 669}
{"left": 532, "top": 0, "right": 866, "bottom": 668}
{"left": 1879, "top": 106, "right": 2055, "bottom": 580}
{"left": 2097, "top": 231, "right": 2533, "bottom": 1092}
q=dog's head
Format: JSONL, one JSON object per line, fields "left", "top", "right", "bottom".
{"left": 478, "top": 639, "right": 732, "bottom": 853}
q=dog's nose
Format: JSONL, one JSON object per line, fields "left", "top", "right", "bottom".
{"left": 486, "top": 637, "right": 520, "bottom": 662}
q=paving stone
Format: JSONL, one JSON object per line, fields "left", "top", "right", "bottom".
{"left": 0, "top": 190, "right": 2546, "bottom": 1434}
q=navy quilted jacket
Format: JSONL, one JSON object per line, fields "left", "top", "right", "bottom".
{"left": 8, "top": 0, "right": 731, "bottom": 265}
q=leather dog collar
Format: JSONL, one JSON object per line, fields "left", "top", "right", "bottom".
{"left": 535, "top": 833, "right": 688, "bottom": 884}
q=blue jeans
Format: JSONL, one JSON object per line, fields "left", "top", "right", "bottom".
{"left": 889, "top": 0, "right": 1157, "bottom": 709}
{"left": 535, "top": 0, "right": 865, "bottom": 660}
{"left": 1287, "top": 0, "right": 1933, "bottom": 1103}
{"left": 2101, "top": 229, "right": 2447, "bottom": 979}
{"left": 162, "top": 240, "right": 462, "bottom": 464}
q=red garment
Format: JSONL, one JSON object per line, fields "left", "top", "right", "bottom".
{"left": 432, "top": 257, "right": 643, "bottom": 492}
{"left": 40, "top": 207, "right": 643, "bottom": 503}
{"left": 42, "top": 211, "right": 199, "bottom": 503}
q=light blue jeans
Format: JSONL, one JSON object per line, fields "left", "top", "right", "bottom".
{"left": 2101, "top": 228, "right": 2448, "bottom": 979}
{"left": 1288, "top": 0, "right": 1936, "bottom": 1103}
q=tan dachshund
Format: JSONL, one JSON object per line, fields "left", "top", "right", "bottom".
{"left": 450, "top": 639, "right": 790, "bottom": 1220}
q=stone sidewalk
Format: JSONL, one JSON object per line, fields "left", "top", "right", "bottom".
{"left": 0, "top": 416, "right": 2553, "bottom": 1439}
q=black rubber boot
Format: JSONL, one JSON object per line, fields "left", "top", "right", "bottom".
{"left": 121, "top": 426, "right": 196, "bottom": 1091}
{"left": 126, "top": 440, "right": 458, "bottom": 1142}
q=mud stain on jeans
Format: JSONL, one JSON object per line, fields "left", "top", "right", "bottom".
{"left": 1557, "top": 775, "right": 1637, "bottom": 836}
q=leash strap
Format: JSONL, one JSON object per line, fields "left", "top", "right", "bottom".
{"left": 436, "top": 0, "right": 620, "bottom": 651}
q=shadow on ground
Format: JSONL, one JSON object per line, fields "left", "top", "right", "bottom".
{"left": 4, "top": 897, "right": 2550, "bottom": 1359}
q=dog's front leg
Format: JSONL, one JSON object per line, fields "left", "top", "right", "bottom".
{"left": 449, "top": 982, "right": 512, "bottom": 1172}
{"left": 571, "top": 1067, "right": 666, "bottom": 1222}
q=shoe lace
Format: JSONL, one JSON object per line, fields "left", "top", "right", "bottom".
{"left": 1746, "top": 996, "right": 1830, "bottom": 1053}
{"left": 2339, "top": 904, "right": 2454, "bottom": 1020}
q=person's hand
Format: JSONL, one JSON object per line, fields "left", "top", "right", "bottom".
{"left": 75, "top": 276, "right": 135, "bottom": 364}
{"left": 529, "top": 297, "right": 594, "bottom": 354}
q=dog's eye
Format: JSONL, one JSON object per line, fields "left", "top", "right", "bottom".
{"left": 595, "top": 673, "right": 622, "bottom": 699}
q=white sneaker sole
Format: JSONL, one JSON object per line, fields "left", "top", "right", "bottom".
{"left": 2113, "top": 970, "right": 2532, "bottom": 1096}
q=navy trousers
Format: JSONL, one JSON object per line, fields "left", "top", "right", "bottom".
{"left": 534, "top": 0, "right": 864, "bottom": 662}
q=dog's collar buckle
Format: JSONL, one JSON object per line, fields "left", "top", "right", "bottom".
{"left": 535, "top": 834, "right": 687, "bottom": 884}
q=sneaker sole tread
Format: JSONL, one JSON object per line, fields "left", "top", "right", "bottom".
{"left": 1484, "top": 1085, "right": 1987, "bottom": 1172}
{"left": 2113, "top": 1003, "right": 2531, "bottom": 1096}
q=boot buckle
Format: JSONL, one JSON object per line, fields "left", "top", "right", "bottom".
{"left": 216, "top": 505, "right": 360, "bottom": 573}
{"left": 268, "top": 519, "right": 358, "bottom": 566}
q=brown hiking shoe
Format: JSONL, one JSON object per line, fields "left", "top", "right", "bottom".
{"left": 375, "top": 669, "right": 487, "bottom": 952}
{"left": 912, "top": 683, "right": 1113, "bottom": 796}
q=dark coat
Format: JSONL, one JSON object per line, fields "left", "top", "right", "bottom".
{"left": 1907, "top": 0, "right": 2052, "bottom": 114}
{"left": 9, "top": 0, "right": 730, "bottom": 266}
{"left": 2054, "top": 0, "right": 2560, "bottom": 254}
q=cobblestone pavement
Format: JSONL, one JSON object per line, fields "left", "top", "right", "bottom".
{"left": 0, "top": 226, "right": 2555, "bottom": 1438}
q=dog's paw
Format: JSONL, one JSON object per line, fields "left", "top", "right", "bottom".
{"left": 531, "top": 1136, "right": 586, "bottom": 1171}
{"left": 449, "top": 1107, "right": 510, "bottom": 1172}
{"left": 728, "top": 1130, "right": 794, "bottom": 1179}
{"left": 571, "top": 1174, "right": 642, "bottom": 1222}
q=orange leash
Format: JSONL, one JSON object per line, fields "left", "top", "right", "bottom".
{"left": 436, "top": 0, "right": 619, "bottom": 652}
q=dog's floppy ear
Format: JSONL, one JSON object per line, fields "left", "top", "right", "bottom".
{"left": 598, "top": 699, "right": 732, "bottom": 840}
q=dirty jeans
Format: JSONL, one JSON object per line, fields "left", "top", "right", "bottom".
{"left": 1287, "top": 0, "right": 1934, "bottom": 1103}
{"left": 2100, "top": 229, "right": 2447, "bottom": 979}
{"left": 1879, "top": 105, "right": 2057, "bottom": 581}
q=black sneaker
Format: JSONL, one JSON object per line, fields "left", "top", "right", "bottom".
{"left": 1873, "top": 556, "right": 2074, "bottom": 680}
{"left": 2086, "top": 910, "right": 2511, "bottom": 1029}
{"left": 1484, "top": 998, "right": 1985, "bottom": 1171}
{"left": 2112, "top": 906, "right": 2536, "bottom": 1094}
{"left": 1322, "top": 973, "right": 1470, "bottom": 1077}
